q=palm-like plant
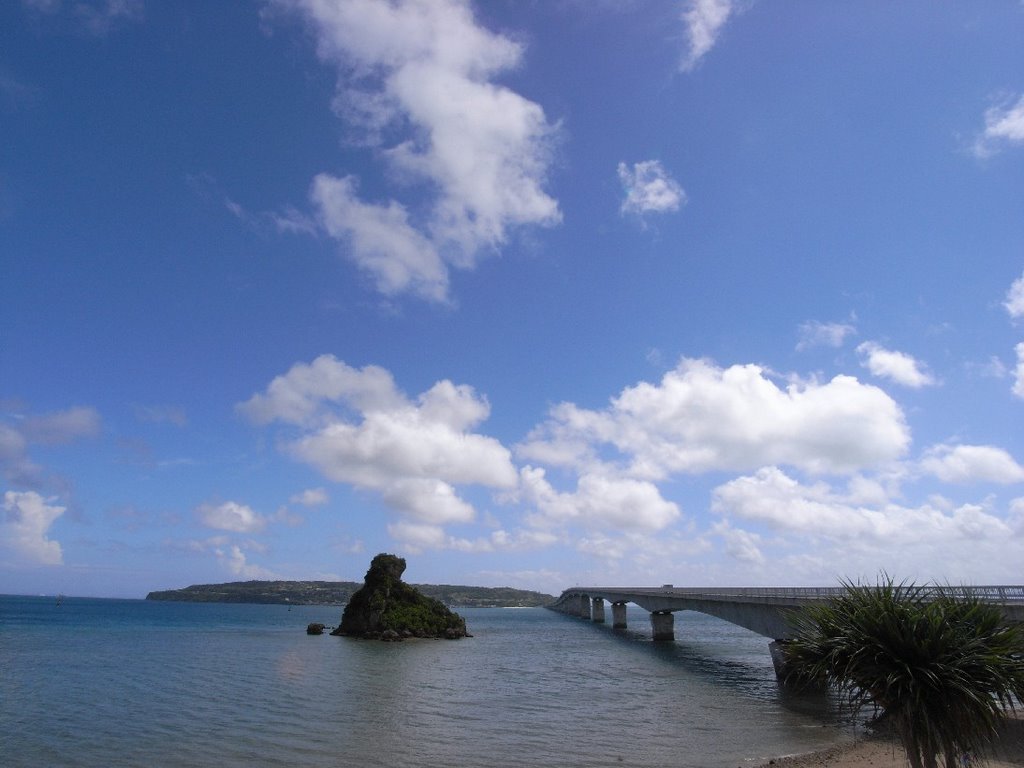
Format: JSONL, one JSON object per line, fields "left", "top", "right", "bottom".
{"left": 784, "top": 577, "right": 1024, "bottom": 768}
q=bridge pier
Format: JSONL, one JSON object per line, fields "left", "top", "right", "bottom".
{"left": 579, "top": 594, "right": 590, "bottom": 618}
{"left": 611, "top": 602, "right": 628, "bottom": 629}
{"left": 768, "top": 640, "right": 791, "bottom": 682}
{"left": 591, "top": 598, "right": 605, "bottom": 623}
{"left": 650, "top": 611, "right": 674, "bottom": 641}
{"left": 769, "top": 640, "right": 825, "bottom": 691}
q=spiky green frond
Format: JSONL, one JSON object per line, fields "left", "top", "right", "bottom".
{"left": 784, "top": 577, "right": 1024, "bottom": 768}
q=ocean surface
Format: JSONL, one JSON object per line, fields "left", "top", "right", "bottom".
{"left": 0, "top": 595, "right": 853, "bottom": 768}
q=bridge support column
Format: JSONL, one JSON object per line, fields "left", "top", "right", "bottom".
{"left": 768, "top": 640, "right": 791, "bottom": 682}
{"left": 650, "top": 611, "right": 674, "bottom": 641}
{"left": 591, "top": 598, "right": 605, "bottom": 623}
{"left": 769, "top": 640, "right": 824, "bottom": 692}
{"left": 579, "top": 594, "right": 591, "bottom": 618}
{"left": 611, "top": 602, "right": 628, "bottom": 629}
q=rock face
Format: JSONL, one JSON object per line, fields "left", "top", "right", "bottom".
{"left": 331, "top": 554, "right": 469, "bottom": 640}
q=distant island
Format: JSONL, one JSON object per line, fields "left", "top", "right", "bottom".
{"left": 146, "top": 579, "right": 553, "bottom": 608}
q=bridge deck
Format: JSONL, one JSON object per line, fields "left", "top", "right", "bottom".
{"left": 563, "top": 585, "right": 1024, "bottom": 603}
{"left": 552, "top": 585, "right": 1024, "bottom": 640}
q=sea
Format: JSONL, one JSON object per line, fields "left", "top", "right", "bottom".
{"left": 0, "top": 595, "right": 855, "bottom": 768}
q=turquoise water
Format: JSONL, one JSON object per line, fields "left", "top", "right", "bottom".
{"left": 0, "top": 595, "right": 848, "bottom": 767}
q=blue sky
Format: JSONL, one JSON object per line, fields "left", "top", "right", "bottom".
{"left": 3, "top": 0, "right": 1023, "bottom": 598}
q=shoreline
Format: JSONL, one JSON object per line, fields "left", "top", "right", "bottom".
{"left": 756, "top": 714, "right": 1024, "bottom": 768}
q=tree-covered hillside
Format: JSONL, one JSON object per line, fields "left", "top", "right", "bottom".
{"left": 146, "top": 580, "right": 553, "bottom": 608}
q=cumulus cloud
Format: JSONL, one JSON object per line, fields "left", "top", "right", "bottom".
{"left": 973, "top": 94, "right": 1024, "bottom": 159}
{"left": 920, "top": 444, "right": 1024, "bottom": 485}
{"left": 618, "top": 160, "right": 686, "bottom": 216}
{"left": 1005, "top": 272, "right": 1024, "bottom": 319}
{"left": 278, "top": 0, "right": 561, "bottom": 302}
{"left": 384, "top": 519, "right": 549, "bottom": 554}
{"left": 290, "top": 400, "right": 515, "bottom": 489}
{"left": 518, "top": 466, "right": 680, "bottom": 532}
{"left": 795, "top": 320, "right": 856, "bottom": 351}
{"left": 381, "top": 478, "right": 476, "bottom": 524}
{"left": 857, "top": 342, "right": 936, "bottom": 388}
{"left": 712, "top": 466, "right": 1013, "bottom": 545}
{"left": 519, "top": 358, "right": 910, "bottom": 478}
{"left": 218, "top": 544, "right": 280, "bottom": 579}
{"left": 2, "top": 490, "right": 64, "bottom": 565}
{"left": 1013, "top": 343, "right": 1024, "bottom": 399}
{"left": 310, "top": 173, "right": 449, "bottom": 302}
{"left": 238, "top": 355, "right": 403, "bottom": 427}
{"left": 195, "top": 501, "right": 267, "bottom": 533}
{"left": 240, "top": 355, "right": 516, "bottom": 540}
{"left": 679, "top": 0, "right": 734, "bottom": 72}
{"left": 709, "top": 466, "right": 1024, "bottom": 582}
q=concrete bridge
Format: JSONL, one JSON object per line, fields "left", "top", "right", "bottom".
{"left": 549, "top": 585, "right": 1024, "bottom": 680}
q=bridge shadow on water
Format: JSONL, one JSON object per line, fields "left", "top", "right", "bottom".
{"left": 562, "top": 610, "right": 840, "bottom": 719}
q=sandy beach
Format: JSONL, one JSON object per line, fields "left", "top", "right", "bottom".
{"left": 756, "top": 715, "right": 1024, "bottom": 768}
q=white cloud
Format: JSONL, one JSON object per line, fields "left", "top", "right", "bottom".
{"left": 1005, "top": 271, "right": 1024, "bottom": 319}
{"left": 241, "top": 355, "right": 517, "bottom": 541}
{"left": 280, "top": 0, "right": 561, "bottom": 302}
{"left": 387, "top": 520, "right": 450, "bottom": 552}
{"left": 195, "top": 501, "right": 267, "bottom": 533}
{"left": 1011, "top": 498, "right": 1024, "bottom": 534}
{"left": 920, "top": 444, "right": 1024, "bottom": 485}
{"left": 518, "top": 466, "right": 680, "bottom": 532}
{"left": 290, "top": 487, "right": 329, "bottom": 507}
{"left": 973, "top": 94, "right": 1024, "bottom": 159}
{"left": 218, "top": 544, "right": 280, "bottom": 580}
{"left": 712, "top": 521, "right": 765, "bottom": 565}
{"left": 519, "top": 358, "right": 910, "bottom": 478}
{"left": 290, "top": 402, "right": 515, "bottom": 489}
{"left": 795, "top": 320, "right": 856, "bottom": 351}
{"left": 0, "top": 424, "right": 41, "bottom": 487}
{"left": 713, "top": 466, "right": 1013, "bottom": 544}
{"left": 1, "top": 405, "right": 101, "bottom": 490}
{"left": 573, "top": 529, "right": 710, "bottom": 572}
{"left": 618, "top": 160, "right": 686, "bottom": 216}
{"left": 1, "top": 490, "right": 64, "bottom": 565}
{"left": 857, "top": 342, "right": 936, "bottom": 388}
{"left": 486, "top": 528, "right": 559, "bottom": 551}
{"left": 1013, "top": 343, "right": 1024, "bottom": 399}
{"left": 710, "top": 466, "right": 1024, "bottom": 583}
{"left": 385, "top": 520, "right": 503, "bottom": 554}
{"left": 381, "top": 478, "right": 476, "bottom": 524}
{"left": 310, "top": 173, "right": 449, "bottom": 302}
{"left": 679, "top": 0, "right": 734, "bottom": 72}
{"left": 237, "top": 354, "right": 403, "bottom": 427}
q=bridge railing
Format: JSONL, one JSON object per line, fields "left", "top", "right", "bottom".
{"left": 557, "top": 585, "right": 1024, "bottom": 604}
